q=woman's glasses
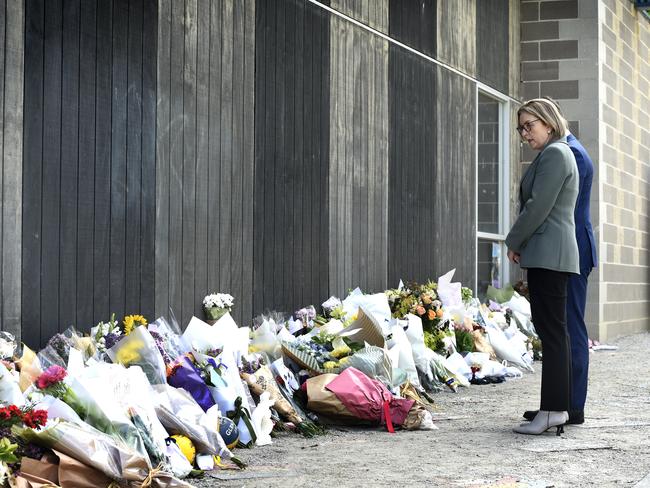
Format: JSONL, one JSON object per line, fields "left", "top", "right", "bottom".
{"left": 516, "top": 118, "right": 540, "bottom": 135}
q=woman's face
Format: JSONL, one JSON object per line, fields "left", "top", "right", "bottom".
{"left": 518, "top": 112, "right": 552, "bottom": 151}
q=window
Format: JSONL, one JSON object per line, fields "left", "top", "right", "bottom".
{"left": 476, "top": 89, "right": 510, "bottom": 299}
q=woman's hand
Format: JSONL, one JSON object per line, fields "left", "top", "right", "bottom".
{"left": 507, "top": 249, "right": 520, "bottom": 264}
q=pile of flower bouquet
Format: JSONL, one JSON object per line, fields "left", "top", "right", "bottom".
{"left": 0, "top": 271, "right": 539, "bottom": 487}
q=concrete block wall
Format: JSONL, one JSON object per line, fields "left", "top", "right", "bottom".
{"left": 520, "top": 0, "right": 601, "bottom": 338}
{"left": 598, "top": 0, "right": 650, "bottom": 339}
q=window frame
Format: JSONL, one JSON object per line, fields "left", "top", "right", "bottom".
{"left": 475, "top": 84, "right": 511, "bottom": 295}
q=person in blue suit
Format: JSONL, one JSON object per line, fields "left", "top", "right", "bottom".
{"left": 524, "top": 99, "right": 598, "bottom": 425}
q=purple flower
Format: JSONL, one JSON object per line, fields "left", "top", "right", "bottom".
{"left": 488, "top": 300, "right": 502, "bottom": 312}
{"left": 104, "top": 332, "right": 123, "bottom": 350}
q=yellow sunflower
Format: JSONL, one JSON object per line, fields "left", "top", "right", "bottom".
{"left": 123, "top": 314, "right": 147, "bottom": 335}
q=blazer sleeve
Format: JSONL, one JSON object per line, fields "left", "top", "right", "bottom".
{"left": 505, "top": 145, "right": 572, "bottom": 253}
{"left": 571, "top": 147, "right": 588, "bottom": 212}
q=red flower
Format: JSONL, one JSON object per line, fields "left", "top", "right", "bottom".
{"left": 35, "top": 365, "right": 68, "bottom": 389}
{"left": 23, "top": 409, "right": 48, "bottom": 429}
{"left": 0, "top": 404, "right": 25, "bottom": 427}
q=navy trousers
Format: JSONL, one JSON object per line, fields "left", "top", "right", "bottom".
{"left": 567, "top": 267, "right": 591, "bottom": 412}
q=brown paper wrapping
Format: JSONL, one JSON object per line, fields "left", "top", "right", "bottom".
{"left": 305, "top": 374, "right": 356, "bottom": 420}
{"left": 472, "top": 329, "right": 496, "bottom": 360}
{"left": 15, "top": 449, "right": 113, "bottom": 488}
{"left": 16, "top": 450, "right": 196, "bottom": 488}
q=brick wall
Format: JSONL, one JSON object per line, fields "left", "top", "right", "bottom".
{"left": 599, "top": 0, "right": 650, "bottom": 339}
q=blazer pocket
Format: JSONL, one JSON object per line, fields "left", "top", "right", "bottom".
{"left": 533, "top": 222, "right": 548, "bottom": 234}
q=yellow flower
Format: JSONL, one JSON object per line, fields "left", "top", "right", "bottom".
{"left": 115, "top": 339, "right": 144, "bottom": 365}
{"left": 123, "top": 314, "right": 147, "bottom": 335}
{"left": 331, "top": 345, "right": 351, "bottom": 358}
{"left": 171, "top": 435, "right": 196, "bottom": 465}
{"left": 338, "top": 356, "right": 351, "bottom": 365}
{"left": 323, "top": 361, "right": 339, "bottom": 370}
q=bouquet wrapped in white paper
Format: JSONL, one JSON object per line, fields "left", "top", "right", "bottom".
{"left": 153, "top": 384, "right": 232, "bottom": 460}
{"left": 107, "top": 326, "right": 167, "bottom": 385}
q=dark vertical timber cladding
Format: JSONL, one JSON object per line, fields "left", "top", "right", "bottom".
{"left": 476, "top": 0, "right": 509, "bottom": 92}
{"left": 126, "top": 0, "right": 144, "bottom": 314}
{"left": 0, "top": 0, "right": 5, "bottom": 330}
{"left": 194, "top": 0, "right": 209, "bottom": 321}
{"left": 168, "top": 0, "right": 184, "bottom": 321}
{"left": 206, "top": 0, "right": 222, "bottom": 305}
{"left": 22, "top": 0, "right": 157, "bottom": 344}
{"left": 219, "top": 1, "right": 234, "bottom": 299}
{"left": 253, "top": 0, "right": 268, "bottom": 311}
{"left": 435, "top": 67, "right": 476, "bottom": 286}
{"left": 141, "top": 0, "right": 157, "bottom": 321}
{"left": 388, "top": 0, "right": 436, "bottom": 57}
{"left": 388, "top": 45, "right": 437, "bottom": 285}
{"left": 94, "top": 0, "right": 113, "bottom": 323}
{"left": 155, "top": 0, "right": 171, "bottom": 320}
{"left": 182, "top": 0, "right": 197, "bottom": 322}
{"left": 241, "top": 0, "right": 255, "bottom": 323}
{"left": 110, "top": 0, "right": 128, "bottom": 318}
{"left": 40, "top": 0, "right": 63, "bottom": 342}
{"left": 254, "top": 0, "right": 329, "bottom": 315}
{"left": 156, "top": 0, "right": 254, "bottom": 327}
{"left": 59, "top": 0, "right": 79, "bottom": 329}
{"left": 23, "top": 0, "right": 45, "bottom": 345}
{"left": 2, "top": 0, "right": 24, "bottom": 341}
{"left": 77, "top": 0, "right": 97, "bottom": 328}
{"left": 328, "top": 11, "right": 388, "bottom": 296}
{"left": 230, "top": 0, "right": 245, "bottom": 315}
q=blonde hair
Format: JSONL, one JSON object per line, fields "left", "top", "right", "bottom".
{"left": 517, "top": 98, "right": 569, "bottom": 138}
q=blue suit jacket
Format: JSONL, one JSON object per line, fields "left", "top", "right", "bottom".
{"left": 567, "top": 133, "right": 598, "bottom": 272}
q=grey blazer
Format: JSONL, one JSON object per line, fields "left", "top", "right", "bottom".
{"left": 506, "top": 136, "right": 580, "bottom": 274}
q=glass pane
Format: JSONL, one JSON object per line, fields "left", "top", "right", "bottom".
{"left": 477, "top": 238, "right": 502, "bottom": 299}
{"left": 478, "top": 93, "right": 501, "bottom": 234}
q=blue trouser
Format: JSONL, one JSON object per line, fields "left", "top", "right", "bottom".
{"left": 567, "top": 267, "right": 591, "bottom": 412}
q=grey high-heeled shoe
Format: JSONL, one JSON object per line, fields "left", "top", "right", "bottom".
{"left": 513, "top": 410, "right": 569, "bottom": 436}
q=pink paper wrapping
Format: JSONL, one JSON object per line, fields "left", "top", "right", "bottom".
{"left": 325, "top": 367, "right": 414, "bottom": 429}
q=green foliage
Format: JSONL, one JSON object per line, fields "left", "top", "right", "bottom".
{"left": 461, "top": 286, "right": 473, "bottom": 303}
{"left": 0, "top": 437, "right": 19, "bottom": 464}
{"left": 423, "top": 330, "right": 446, "bottom": 353}
{"left": 454, "top": 329, "right": 475, "bottom": 353}
{"left": 486, "top": 284, "right": 515, "bottom": 304}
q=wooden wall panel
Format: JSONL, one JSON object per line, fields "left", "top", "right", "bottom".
{"left": 329, "top": 16, "right": 389, "bottom": 295}
{"left": 23, "top": 0, "right": 157, "bottom": 345}
{"left": 330, "top": 0, "right": 388, "bottom": 34}
{"left": 435, "top": 67, "right": 477, "bottom": 286}
{"left": 508, "top": 0, "right": 521, "bottom": 99}
{"left": 436, "top": 0, "right": 476, "bottom": 77}
{"left": 1, "top": 0, "right": 23, "bottom": 341}
{"left": 388, "top": 0, "right": 436, "bottom": 58}
{"left": 387, "top": 46, "right": 437, "bottom": 285}
{"left": 476, "top": 0, "right": 510, "bottom": 93}
{"left": 254, "top": 0, "right": 329, "bottom": 315}
{"left": 156, "top": 0, "right": 255, "bottom": 327}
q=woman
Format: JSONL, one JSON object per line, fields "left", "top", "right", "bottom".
{"left": 506, "top": 99, "right": 580, "bottom": 435}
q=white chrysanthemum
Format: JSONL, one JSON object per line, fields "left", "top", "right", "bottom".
{"left": 203, "top": 292, "right": 234, "bottom": 310}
